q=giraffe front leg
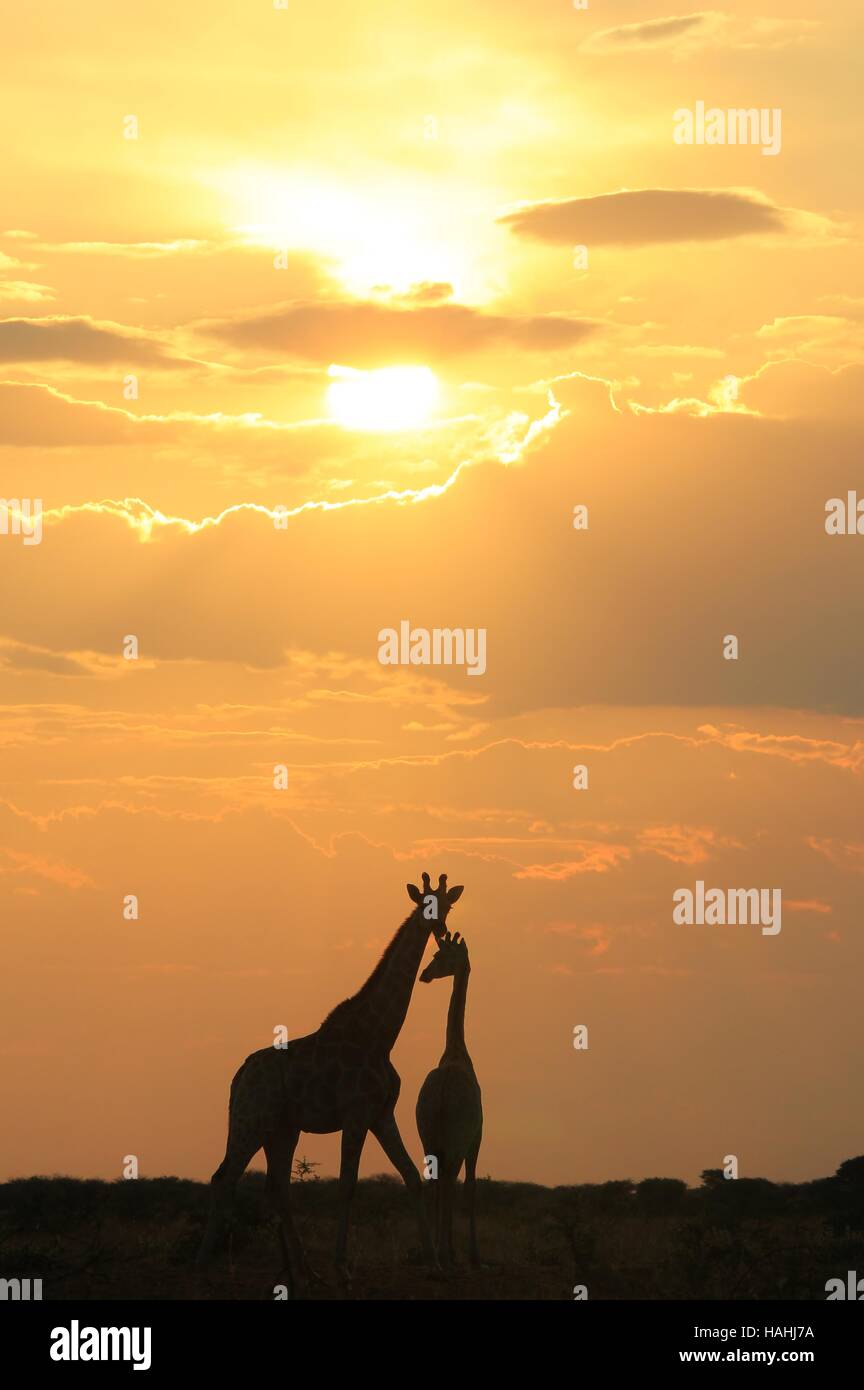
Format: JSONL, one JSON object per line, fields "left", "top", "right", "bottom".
{"left": 371, "top": 1111, "right": 437, "bottom": 1266}
{"left": 335, "top": 1122, "right": 367, "bottom": 1276}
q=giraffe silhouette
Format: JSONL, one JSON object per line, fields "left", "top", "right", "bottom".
{"left": 416, "top": 929, "right": 483, "bottom": 1266}
{"left": 197, "top": 871, "right": 463, "bottom": 1293}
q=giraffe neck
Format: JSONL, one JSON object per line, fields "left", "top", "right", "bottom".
{"left": 321, "top": 908, "right": 434, "bottom": 1053}
{"left": 442, "top": 960, "right": 471, "bottom": 1062}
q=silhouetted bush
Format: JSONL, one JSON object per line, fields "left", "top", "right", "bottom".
{"left": 635, "top": 1177, "right": 687, "bottom": 1216}
{"left": 3, "top": 1158, "right": 863, "bottom": 1299}
{"left": 698, "top": 1176, "right": 786, "bottom": 1225}
{"left": 829, "top": 1155, "right": 864, "bottom": 1233}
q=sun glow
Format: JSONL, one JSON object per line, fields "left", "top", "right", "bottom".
{"left": 207, "top": 167, "right": 481, "bottom": 297}
{"left": 326, "top": 365, "right": 440, "bottom": 431}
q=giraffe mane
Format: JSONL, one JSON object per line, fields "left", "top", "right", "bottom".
{"left": 319, "top": 912, "right": 421, "bottom": 1030}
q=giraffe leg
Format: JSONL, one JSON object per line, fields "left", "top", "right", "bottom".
{"left": 442, "top": 1170, "right": 457, "bottom": 1266}
{"left": 465, "top": 1139, "right": 481, "bottom": 1266}
{"left": 335, "top": 1122, "right": 367, "bottom": 1272}
{"left": 431, "top": 1167, "right": 443, "bottom": 1263}
{"left": 435, "top": 1176, "right": 447, "bottom": 1262}
{"left": 371, "top": 1111, "right": 437, "bottom": 1264}
{"left": 263, "top": 1127, "right": 309, "bottom": 1299}
{"left": 197, "top": 1137, "right": 260, "bottom": 1266}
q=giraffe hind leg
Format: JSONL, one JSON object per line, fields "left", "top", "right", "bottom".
{"left": 264, "top": 1127, "right": 312, "bottom": 1299}
{"left": 196, "top": 1134, "right": 261, "bottom": 1267}
{"left": 441, "top": 1166, "right": 459, "bottom": 1267}
{"left": 465, "top": 1136, "right": 482, "bottom": 1266}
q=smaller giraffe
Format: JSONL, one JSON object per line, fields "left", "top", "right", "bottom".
{"left": 416, "top": 930, "right": 483, "bottom": 1266}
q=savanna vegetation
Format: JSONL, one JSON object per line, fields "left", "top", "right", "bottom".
{"left": 2, "top": 1156, "right": 863, "bottom": 1301}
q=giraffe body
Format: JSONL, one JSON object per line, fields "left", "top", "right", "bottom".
{"left": 416, "top": 1064, "right": 482, "bottom": 1178}
{"left": 197, "top": 874, "right": 463, "bottom": 1292}
{"left": 222, "top": 1033, "right": 402, "bottom": 1143}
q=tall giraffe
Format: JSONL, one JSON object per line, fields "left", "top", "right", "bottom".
{"left": 416, "top": 930, "right": 483, "bottom": 1266}
{"left": 197, "top": 872, "right": 463, "bottom": 1292}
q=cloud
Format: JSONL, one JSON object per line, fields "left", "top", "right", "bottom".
{"left": 757, "top": 316, "right": 851, "bottom": 341}
{"left": 5, "top": 375, "right": 864, "bottom": 712}
{"left": 736, "top": 361, "right": 864, "bottom": 422}
{"left": 627, "top": 343, "right": 725, "bottom": 360}
{"left": 0, "top": 638, "right": 121, "bottom": 678}
{"left": 201, "top": 299, "right": 597, "bottom": 365}
{"left": 0, "top": 377, "right": 544, "bottom": 521}
{"left": 546, "top": 922, "right": 613, "bottom": 958}
{"left": 514, "top": 845, "right": 631, "bottom": 879}
{"left": 0, "top": 382, "right": 152, "bottom": 445}
{"left": 0, "top": 316, "right": 175, "bottom": 366}
{"left": 582, "top": 13, "right": 721, "bottom": 54}
{"left": 500, "top": 188, "right": 794, "bottom": 247}
{"left": 36, "top": 239, "right": 212, "bottom": 258}
{"left": 0, "top": 281, "right": 55, "bottom": 304}
{"left": 627, "top": 359, "right": 864, "bottom": 423}
{"left": 755, "top": 315, "right": 864, "bottom": 364}
{"left": 807, "top": 839, "right": 864, "bottom": 873}
{"left": 0, "top": 381, "right": 332, "bottom": 448}
{"left": 399, "top": 282, "right": 455, "bottom": 304}
{"left": 697, "top": 725, "right": 864, "bottom": 772}
{"left": 0, "top": 251, "right": 36, "bottom": 272}
{"left": 1, "top": 848, "right": 94, "bottom": 891}
{"left": 637, "top": 825, "right": 735, "bottom": 865}
{"left": 581, "top": 12, "right": 818, "bottom": 57}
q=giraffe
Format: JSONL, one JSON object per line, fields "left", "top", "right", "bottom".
{"left": 415, "top": 929, "right": 483, "bottom": 1266}
{"left": 196, "top": 872, "right": 463, "bottom": 1293}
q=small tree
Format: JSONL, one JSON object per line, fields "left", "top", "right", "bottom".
{"left": 830, "top": 1156, "right": 864, "bottom": 1233}
{"left": 293, "top": 1156, "right": 321, "bottom": 1183}
{"left": 594, "top": 1180, "right": 636, "bottom": 1215}
{"left": 636, "top": 1177, "right": 687, "bottom": 1216}
{"left": 699, "top": 1168, "right": 725, "bottom": 1191}
{"left": 835, "top": 1156, "right": 864, "bottom": 1189}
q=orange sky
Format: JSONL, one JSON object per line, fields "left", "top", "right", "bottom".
{"left": 1, "top": 0, "right": 862, "bottom": 1188}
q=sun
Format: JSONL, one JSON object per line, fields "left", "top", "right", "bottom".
{"left": 326, "top": 365, "right": 440, "bottom": 431}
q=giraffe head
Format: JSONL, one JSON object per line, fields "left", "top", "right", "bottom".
{"left": 419, "top": 930, "right": 469, "bottom": 983}
{"left": 406, "top": 871, "right": 463, "bottom": 941}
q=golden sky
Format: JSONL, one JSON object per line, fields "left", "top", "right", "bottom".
{"left": 1, "top": 0, "right": 862, "bottom": 1187}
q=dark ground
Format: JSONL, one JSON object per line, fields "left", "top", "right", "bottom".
{"left": 2, "top": 1164, "right": 863, "bottom": 1300}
